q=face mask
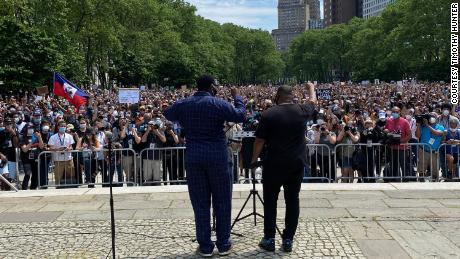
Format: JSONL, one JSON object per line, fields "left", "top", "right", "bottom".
{"left": 0, "top": 127, "right": 4, "bottom": 132}
{"left": 391, "top": 112, "right": 400, "bottom": 119}
{"left": 429, "top": 117, "right": 436, "bottom": 124}
{"left": 80, "top": 124, "right": 87, "bottom": 130}
{"left": 33, "top": 118, "right": 41, "bottom": 125}
{"left": 59, "top": 127, "right": 66, "bottom": 133}
{"left": 42, "top": 126, "right": 50, "bottom": 132}
{"left": 405, "top": 115, "right": 412, "bottom": 120}
{"left": 14, "top": 118, "right": 20, "bottom": 124}
{"left": 443, "top": 110, "right": 450, "bottom": 116}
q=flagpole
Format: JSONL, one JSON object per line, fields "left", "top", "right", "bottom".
{"left": 52, "top": 72, "right": 55, "bottom": 96}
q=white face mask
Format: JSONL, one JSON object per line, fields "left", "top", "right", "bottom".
{"left": 406, "top": 115, "right": 412, "bottom": 120}
{"left": 443, "top": 110, "right": 450, "bottom": 116}
{"left": 429, "top": 117, "right": 437, "bottom": 124}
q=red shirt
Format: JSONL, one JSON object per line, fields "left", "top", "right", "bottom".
{"left": 385, "top": 117, "right": 411, "bottom": 150}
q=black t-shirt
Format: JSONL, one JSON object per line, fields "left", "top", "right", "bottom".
{"left": 141, "top": 132, "right": 164, "bottom": 160}
{"left": 0, "top": 131, "right": 18, "bottom": 162}
{"left": 255, "top": 103, "right": 316, "bottom": 168}
{"left": 163, "top": 131, "right": 177, "bottom": 148}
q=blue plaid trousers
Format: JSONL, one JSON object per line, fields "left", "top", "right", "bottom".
{"left": 186, "top": 148, "right": 233, "bottom": 253}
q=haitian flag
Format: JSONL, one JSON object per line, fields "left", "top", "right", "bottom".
{"left": 53, "top": 73, "right": 89, "bottom": 108}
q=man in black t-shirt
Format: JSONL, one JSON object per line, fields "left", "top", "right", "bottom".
{"left": 162, "top": 121, "right": 180, "bottom": 184}
{"left": 141, "top": 120, "right": 166, "bottom": 184}
{"left": 252, "top": 83, "right": 317, "bottom": 253}
{"left": 0, "top": 118, "right": 20, "bottom": 182}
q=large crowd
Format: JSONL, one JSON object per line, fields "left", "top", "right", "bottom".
{"left": 0, "top": 81, "right": 457, "bottom": 190}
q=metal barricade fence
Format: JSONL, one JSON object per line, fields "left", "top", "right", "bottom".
{"left": 139, "top": 147, "right": 186, "bottom": 186}
{"left": 438, "top": 143, "right": 460, "bottom": 182}
{"left": 304, "top": 144, "right": 333, "bottom": 183}
{"left": 334, "top": 143, "right": 435, "bottom": 183}
{"left": 37, "top": 148, "right": 137, "bottom": 188}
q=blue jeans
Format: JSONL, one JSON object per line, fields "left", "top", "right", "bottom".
{"left": 7, "top": 162, "right": 17, "bottom": 180}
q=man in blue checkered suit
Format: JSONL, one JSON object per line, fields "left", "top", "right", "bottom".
{"left": 164, "top": 75, "right": 246, "bottom": 257}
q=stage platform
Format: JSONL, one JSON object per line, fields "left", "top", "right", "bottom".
{"left": 0, "top": 183, "right": 459, "bottom": 258}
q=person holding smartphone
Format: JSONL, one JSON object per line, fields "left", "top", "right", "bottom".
{"left": 119, "top": 117, "right": 141, "bottom": 185}
{"left": 141, "top": 120, "right": 166, "bottom": 185}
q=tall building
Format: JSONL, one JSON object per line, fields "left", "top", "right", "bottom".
{"left": 272, "top": 0, "right": 321, "bottom": 52}
{"left": 363, "top": 0, "right": 395, "bottom": 19}
{"left": 324, "top": 0, "right": 362, "bottom": 27}
{"left": 307, "top": 0, "right": 323, "bottom": 30}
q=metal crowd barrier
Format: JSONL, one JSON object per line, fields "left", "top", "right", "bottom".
{"left": 139, "top": 147, "right": 186, "bottom": 186}
{"left": 438, "top": 143, "right": 460, "bottom": 182}
{"left": 22, "top": 142, "right": 460, "bottom": 189}
{"left": 304, "top": 144, "right": 333, "bottom": 183}
{"left": 334, "top": 143, "right": 435, "bottom": 183}
{"left": 37, "top": 148, "right": 137, "bottom": 188}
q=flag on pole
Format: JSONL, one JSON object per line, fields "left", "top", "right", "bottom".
{"left": 53, "top": 73, "right": 89, "bottom": 108}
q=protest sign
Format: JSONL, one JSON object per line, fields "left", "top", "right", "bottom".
{"left": 317, "top": 89, "right": 332, "bottom": 100}
{"left": 36, "top": 86, "right": 48, "bottom": 96}
{"left": 118, "top": 88, "right": 140, "bottom": 104}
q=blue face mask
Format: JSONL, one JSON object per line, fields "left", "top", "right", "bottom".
{"left": 33, "top": 118, "right": 41, "bottom": 125}
{"left": 59, "top": 127, "right": 66, "bottom": 133}
{"left": 0, "top": 127, "right": 4, "bottom": 132}
{"left": 391, "top": 112, "right": 400, "bottom": 119}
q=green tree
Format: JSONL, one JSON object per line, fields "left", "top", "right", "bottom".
{"left": 0, "top": 18, "right": 59, "bottom": 90}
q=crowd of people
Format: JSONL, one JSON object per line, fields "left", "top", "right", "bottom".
{"left": 0, "top": 81, "right": 457, "bottom": 190}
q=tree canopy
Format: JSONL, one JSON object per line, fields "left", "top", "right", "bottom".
{"left": 0, "top": 0, "right": 283, "bottom": 90}
{"left": 286, "top": 0, "right": 450, "bottom": 83}
{"left": 0, "top": 0, "right": 449, "bottom": 89}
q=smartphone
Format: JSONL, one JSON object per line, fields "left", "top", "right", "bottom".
{"left": 27, "top": 128, "right": 34, "bottom": 137}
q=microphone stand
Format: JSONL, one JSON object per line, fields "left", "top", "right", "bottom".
{"left": 108, "top": 137, "right": 116, "bottom": 259}
{"left": 231, "top": 161, "right": 281, "bottom": 237}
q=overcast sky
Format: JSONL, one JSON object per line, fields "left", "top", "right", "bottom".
{"left": 186, "top": 0, "right": 324, "bottom": 32}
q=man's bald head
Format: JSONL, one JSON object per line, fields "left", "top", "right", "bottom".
{"left": 277, "top": 86, "right": 293, "bottom": 97}
{"left": 275, "top": 86, "right": 294, "bottom": 105}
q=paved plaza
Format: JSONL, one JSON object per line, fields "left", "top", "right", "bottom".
{"left": 0, "top": 183, "right": 460, "bottom": 258}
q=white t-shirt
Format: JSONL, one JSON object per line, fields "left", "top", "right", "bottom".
{"left": 407, "top": 118, "right": 417, "bottom": 139}
{"left": 48, "top": 133, "right": 75, "bottom": 161}
{"left": 17, "top": 122, "right": 27, "bottom": 133}
{"left": 95, "top": 131, "right": 106, "bottom": 160}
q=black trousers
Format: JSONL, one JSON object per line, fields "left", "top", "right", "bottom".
{"left": 263, "top": 164, "right": 303, "bottom": 240}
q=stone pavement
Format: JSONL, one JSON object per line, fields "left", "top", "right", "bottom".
{"left": 0, "top": 183, "right": 459, "bottom": 258}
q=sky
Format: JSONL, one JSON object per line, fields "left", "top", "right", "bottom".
{"left": 186, "top": 0, "right": 324, "bottom": 32}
